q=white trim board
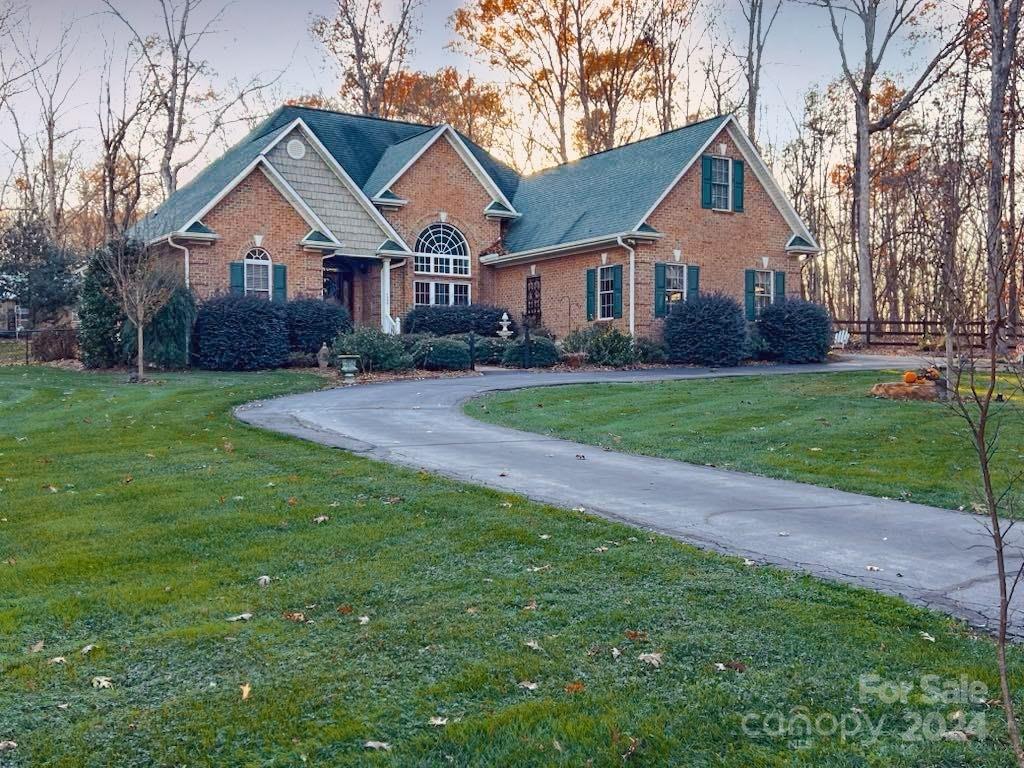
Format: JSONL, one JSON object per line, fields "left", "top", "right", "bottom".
{"left": 371, "top": 124, "right": 519, "bottom": 215}
{"left": 633, "top": 114, "right": 819, "bottom": 252}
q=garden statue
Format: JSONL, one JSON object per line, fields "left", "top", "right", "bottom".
{"left": 317, "top": 342, "right": 331, "bottom": 370}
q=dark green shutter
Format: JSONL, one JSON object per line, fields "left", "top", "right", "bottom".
{"left": 773, "top": 270, "right": 786, "bottom": 303}
{"left": 732, "top": 160, "right": 745, "bottom": 212}
{"left": 654, "top": 263, "right": 667, "bottom": 317}
{"left": 686, "top": 265, "right": 700, "bottom": 302}
{"left": 744, "top": 269, "right": 756, "bottom": 321}
{"left": 612, "top": 264, "right": 623, "bottom": 319}
{"left": 586, "top": 268, "right": 596, "bottom": 321}
{"left": 229, "top": 262, "right": 244, "bottom": 294}
{"left": 701, "top": 156, "right": 713, "bottom": 209}
{"left": 272, "top": 264, "right": 287, "bottom": 303}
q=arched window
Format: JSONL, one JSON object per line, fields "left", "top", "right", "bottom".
{"left": 414, "top": 223, "right": 470, "bottom": 276}
{"left": 244, "top": 248, "right": 271, "bottom": 299}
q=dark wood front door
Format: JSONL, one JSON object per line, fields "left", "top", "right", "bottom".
{"left": 324, "top": 267, "right": 355, "bottom": 313}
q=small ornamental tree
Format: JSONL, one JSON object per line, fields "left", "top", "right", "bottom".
{"left": 0, "top": 214, "right": 79, "bottom": 325}
{"left": 663, "top": 293, "right": 747, "bottom": 367}
{"left": 79, "top": 259, "right": 125, "bottom": 369}
{"left": 93, "top": 238, "right": 180, "bottom": 381}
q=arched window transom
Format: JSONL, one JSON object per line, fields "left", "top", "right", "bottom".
{"left": 414, "top": 223, "right": 470, "bottom": 276}
{"left": 244, "top": 247, "right": 271, "bottom": 299}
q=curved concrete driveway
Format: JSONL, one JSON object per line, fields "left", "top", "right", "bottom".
{"left": 236, "top": 355, "right": 1024, "bottom": 635}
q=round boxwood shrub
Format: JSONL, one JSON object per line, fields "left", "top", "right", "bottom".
{"left": 471, "top": 335, "right": 510, "bottom": 365}
{"left": 332, "top": 327, "right": 413, "bottom": 373}
{"left": 756, "top": 299, "right": 832, "bottom": 363}
{"left": 403, "top": 304, "right": 517, "bottom": 337}
{"left": 501, "top": 336, "right": 559, "bottom": 368}
{"left": 286, "top": 299, "right": 352, "bottom": 354}
{"left": 633, "top": 336, "right": 666, "bottom": 364}
{"left": 663, "top": 293, "right": 747, "bottom": 367}
{"left": 585, "top": 327, "right": 639, "bottom": 367}
{"left": 414, "top": 337, "right": 471, "bottom": 371}
{"left": 194, "top": 294, "right": 289, "bottom": 371}
{"left": 78, "top": 261, "right": 124, "bottom": 369}
{"left": 121, "top": 285, "right": 197, "bottom": 368}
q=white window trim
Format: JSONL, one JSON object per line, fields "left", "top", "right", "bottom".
{"left": 664, "top": 263, "right": 688, "bottom": 308}
{"left": 413, "top": 280, "right": 472, "bottom": 307}
{"left": 753, "top": 268, "right": 774, "bottom": 315}
{"left": 413, "top": 253, "right": 472, "bottom": 278}
{"left": 244, "top": 248, "right": 273, "bottom": 298}
{"left": 597, "top": 265, "right": 615, "bottom": 321}
{"left": 710, "top": 155, "right": 732, "bottom": 212}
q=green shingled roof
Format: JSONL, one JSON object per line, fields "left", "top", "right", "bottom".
{"left": 502, "top": 115, "right": 728, "bottom": 253}
{"left": 133, "top": 107, "right": 743, "bottom": 257}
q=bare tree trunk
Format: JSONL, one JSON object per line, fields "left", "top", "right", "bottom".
{"left": 853, "top": 98, "right": 875, "bottom": 322}
{"left": 136, "top": 314, "right": 144, "bottom": 381}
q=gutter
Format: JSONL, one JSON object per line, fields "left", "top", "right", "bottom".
{"left": 167, "top": 234, "right": 190, "bottom": 289}
{"left": 480, "top": 230, "right": 662, "bottom": 267}
{"left": 616, "top": 235, "right": 636, "bottom": 336}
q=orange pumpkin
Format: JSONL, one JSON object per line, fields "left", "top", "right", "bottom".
{"left": 903, "top": 371, "right": 918, "bottom": 385}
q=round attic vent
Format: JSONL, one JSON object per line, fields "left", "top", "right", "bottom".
{"left": 286, "top": 138, "right": 306, "bottom": 160}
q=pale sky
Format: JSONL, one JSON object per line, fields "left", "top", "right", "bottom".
{"left": 1, "top": 0, "right": 941, "bottom": 188}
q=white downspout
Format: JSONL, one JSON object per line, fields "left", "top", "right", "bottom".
{"left": 380, "top": 258, "right": 392, "bottom": 332}
{"left": 167, "top": 234, "right": 190, "bottom": 288}
{"left": 617, "top": 235, "right": 636, "bottom": 336}
{"left": 167, "top": 234, "right": 191, "bottom": 361}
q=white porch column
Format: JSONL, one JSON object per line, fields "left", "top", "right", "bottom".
{"left": 379, "top": 258, "right": 392, "bottom": 332}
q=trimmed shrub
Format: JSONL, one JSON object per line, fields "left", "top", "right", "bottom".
{"left": 501, "top": 336, "right": 559, "bottom": 368}
{"left": 194, "top": 294, "right": 289, "bottom": 371}
{"left": 414, "top": 337, "right": 472, "bottom": 371}
{"left": 634, "top": 337, "right": 666, "bottom": 364}
{"left": 31, "top": 329, "right": 78, "bottom": 362}
{"left": 585, "top": 327, "right": 638, "bottom": 367}
{"left": 744, "top": 322, "right": 772, "bottom": 361}
{"left": 121, "top": 286, "right": 197, "bottom": 369}
{"left": 332, "top": 327, "right": 413, "bottom": 373}
{"left": 78, "top": 262, "right": 124, "bottom": 369}
{"left": 399, "top": 333, "right": 435, "bottom": 366}
{"left": 663, "top": 293, "right": 747, "bottom": 367}
{"left": 561, "top": 325, "right": 604, "bottom": 355}
{"left": 472, "top": 335, "right": 511, "bottom": 365}
{"left": 403, "top": 304, "right": 516, "bottom": 337}
{"left": 286, "top": 299, "right": 352, "bottom": 354}
{"left": 756, "top": 299, "right": 832, "bottom": 363}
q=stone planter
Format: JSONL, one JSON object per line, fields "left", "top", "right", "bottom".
{"left": 336, "top": 354, "right": 360, "bottom": 383}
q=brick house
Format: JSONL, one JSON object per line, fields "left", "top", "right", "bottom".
{"left": 133, "top": 105, "right": 819, "bottom": 338}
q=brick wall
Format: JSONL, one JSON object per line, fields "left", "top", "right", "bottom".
{"left": 384, "top": 136, "right": 503, "bottom": 318}
{"left": 185, "top": 167, "right": 325, "bottom": 301}
{"left": 489, "top": 126, "right": 801, "bottom": 339}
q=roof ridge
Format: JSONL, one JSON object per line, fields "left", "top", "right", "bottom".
{"left": 526, "top": 114, "right": 731, "bottom": 179}
{"left": 281, "top": 103, "right": 439, "bottom": 130}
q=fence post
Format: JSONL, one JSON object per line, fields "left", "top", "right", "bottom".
{"left": 467, "top": 331, "right": 476, "bottom": 371}
{"left": 523, "top": 322, "right": 532, "bottom": 368}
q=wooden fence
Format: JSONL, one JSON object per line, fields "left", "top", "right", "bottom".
{"left": 831, "top": 319, "right": 1023, "bottom": 349}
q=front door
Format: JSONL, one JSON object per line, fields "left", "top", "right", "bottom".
{"left": 324, "top": 267, "right": 355, "bottom": 314}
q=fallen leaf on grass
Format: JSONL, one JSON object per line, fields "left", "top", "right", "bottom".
{"left": 638, "top": 652, "right": 663, "bottom": 668}
{"left": 257, "top": 575, "right": 271, "bottom": 588}
{"left": 920, "top": 631, "right": 936, "bottom": 642}
{"left": 240, "top": 682, "right": 251, "bottom": 701}
{"left": 518, "top": 681, "right": 538, "bottom": 691}
{"left": 49, "top": 656, "right": 66, "bottom": 664}
{"left": 743, "top": 558, "right": 756, "bottom": 566}
{"left": 91, "top": 676, "right": 112, "bottom": 689}
{"left": 358, "top": 616, "right": 370, "bottom": 625}
{"left": 227, "top": 613, "right": 252, "bottom": 622}
{"left": 29, "top": 640, "right": 44, "bottom": 653}
{"left": 283, "top": 611, "right": 306, "bottom": 623}
{"left": 121, "top": 475, "right": 133, "bottom": 485}
{"left": 428, "top": 717, "right": 448, "bottom": 726}
{"left": 564, "top": 681, "right": 585, "bottom": 694}
{"left": 621, "top": 736, "right": 640, "bottom": 761}
{"left": 523, "top": 599, "right": 537, "bottom": 611}
{"left": 222, "top": 441, "right": 234, "bottom": 453}
{"left": 624, "top": 630, "right": 647, "bottom": 642}
{"left": 941, "top": 729, "right": 974, "bottom": 742}
{"left": 337, "top": 604, "right": 353, "bottom": 615}
{"left": 594, "top": 546, "right": 609, "bottom": 553}
{"left": 524, "top": 639, "right": 542, "bottom": 651}
{"left": 364, "top": 741, "right": 391, "bottom": 751}
{"left": 0, "top": 741, "right": 16, "bottom": 752}
{"left": 611, "top": 647, "right": 621, "bottom": 659}
{"left": 312, "top": 514, "right": 329, "bottom": 524}
{"left": 80, "top": 644, "right": 95, "bottom": 655}
{"left": 526, "top": 565, "right": 551, "bottom": 573}
{"left": 714, "top": 660, "right": 747, "bottom": 673}
{"left": 382, "top": 496, "right": 403, "bottom": 505}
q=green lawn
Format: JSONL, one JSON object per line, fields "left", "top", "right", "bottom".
{"left": 1, "top": 367, "right": 1020, "bottom": 766}
{"left": 465, "top": 371, "right": 1024, "bottom": 513}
